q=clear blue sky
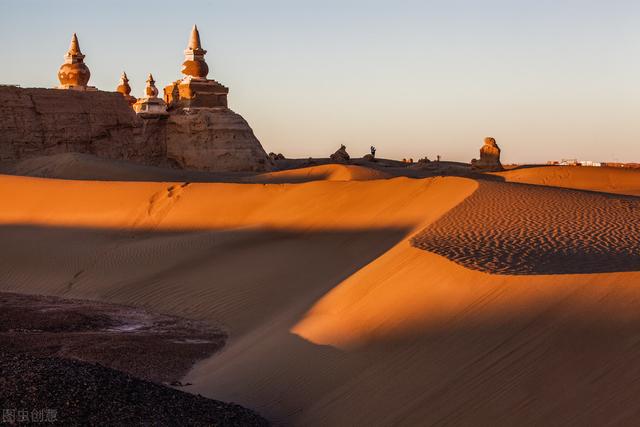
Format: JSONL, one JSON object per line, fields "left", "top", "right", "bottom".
{"left": 1, "top": 0, "right": 639, "bottom": 163}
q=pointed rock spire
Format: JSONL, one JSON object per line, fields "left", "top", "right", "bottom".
{"left": 118, "top": 72, "right": 131, "bottom": 94}
{"left": 68, "top": 33, "right": 82, "bottom": 55}
{"left": 182, "top": 25, "right": 209, "bottom": 79}
{"left": 133, "top": 73, "right": 167, "bottom": 116}
{"left": 116, "top": 71, "right": 136, "bottom": 106}
{"left": 188, "top": 25, "right": 203, "bottom": 51}
{"left": 58, "top": 32, "right": 90, "bottom": 88}
{"left": 145, "top": 73, "right": 159, "bottom": 98}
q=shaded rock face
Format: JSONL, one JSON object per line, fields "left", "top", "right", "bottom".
{"left": 0, "top": 86, "right": 155, "bottom": 163}
{"left": 330, "top": 144, "right": 350, "bottom": 163}
{"left": 0, "top": 86, "right": 272, "bottom": 172}
{"left": 471, "top": 137, "right": 503, "bottom": 171}
{"left": 165, "top": 108, "right": 272, "bottom": 172}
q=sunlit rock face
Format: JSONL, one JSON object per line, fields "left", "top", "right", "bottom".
{"left": 0, "top": 86, "right": 271, "bottom": 172}
{"left": 2, "top": 25, "right": 271, "bottom": 172}
{"left": 165, "top": 108, "right": 272, "bottom": 172}
{"left": 0, "top": 86, "right": 156, "bottom": 163}
{"left": 471, "top": 137, "right": 503, "bottom": 171}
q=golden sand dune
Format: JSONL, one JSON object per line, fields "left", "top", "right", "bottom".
{"left": 4, "top": 153, "right": 208, "bottom": 182}
{"left": 4, "top": 153, "right": 389, "bottom": 184}
{"left": 411, "top": 181, "right": 640, "bottom": 274}
{"left": 493, "top": 165, "right": 640, "bottom": 196}
{"left": 244, "top": 164, "right": 391, "bottom": 183}
{"left": 1, "top": 170, "right": 640, "bottom": 425}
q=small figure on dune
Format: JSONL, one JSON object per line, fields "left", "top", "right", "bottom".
{"left": 471, "top": 137, "right": 503, "bottom": 171}
{"left": 330, "top": 144, "right": 350, "bottom": 164}
{"left": 370, "top": 146, "right": 376, "bottom": 158}
{"left": 437, "top": 155, "right": 441, "bottom": 162}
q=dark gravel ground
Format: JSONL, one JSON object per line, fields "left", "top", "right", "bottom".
{"left": 0, "top": 352, "right": 268, "bottom": 426}
{"left": 0, "top": 292, "right": 269, "bottom": 426}
{"left": 0, "top": 292, "right": 225, "bottom": 384}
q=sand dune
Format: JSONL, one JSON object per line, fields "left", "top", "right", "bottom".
{"left": 244, "top": 164, "right": 391, "bottom": 183}
{"left": 494, "top": 165, "right": 640, "bottom": 196}
{"left": 1, "top": 170, "right": 640, "bottom": 425}
{"left": 3, "top": 153, "right": 390, "bottom": 184}
{"left": 412, "top": 181, "right": 640, "bottom": 274}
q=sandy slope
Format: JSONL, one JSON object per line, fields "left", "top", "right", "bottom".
{"left": 1, "top": 165, "right": 640, "bottom": 425}
{"left": 3, "top": 153, "right": 390, "bottom": 184}
{"left": 244, "top": 164, "right": 391, "bottom": 183}
{"left": 412, "top": 181, "right": 640, "bottom": 274}
{"left": 493, "top": 165, "right": 640, "bottom": 196}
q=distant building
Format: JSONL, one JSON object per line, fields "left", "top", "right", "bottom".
{"left": 579, "top": 160, "right": 602, "bottom": 167}
{"left": 559, "top": 159, "right": 579, "bottom": 166}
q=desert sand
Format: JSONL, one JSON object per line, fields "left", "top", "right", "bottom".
{"left": 1, "top": 162, "right": 640, "bottom": 425}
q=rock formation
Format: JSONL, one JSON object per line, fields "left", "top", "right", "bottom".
{"left": 116, "top": 72, "right": 136, "bottom": 106}
{"left": 57, "top": 33, "right": 95, "bottom": 91}
{"left": 0, "top": 86, "right": 164, "bottom": 164}
{"left": 471, "top": 137, "right": 503, "bottom": 171}
{"left": 330, "top": 145, "right": 350, "bottom": 163}
{"left": 158, "top": 25, "right": 271, "bottom": 171}
{"left": 163, "top": 25, "right": 229, "bottom": 110}
{"left": 0, "top": 25, "right": 272, "bottom": 173}
{"left": 133, "top": 74, "right": 168, "bottom": 117}
{"left": 165, "top": 109, "right": 271, "bottom": 172}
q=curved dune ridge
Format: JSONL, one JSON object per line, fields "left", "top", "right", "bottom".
{"left": 493, "top": 165, "right": 640, "bottom": 196}
{"left": 2, "top": 171, "right": 640, "bottom": 425}
{"left": 3, "top": 153, "right": 390, "bottom": 183}
{"left": 411, "top": 181, "right": 640, "bottom": 274}
{"left": 245, "top": 164, "right": 392, "bottom": 183}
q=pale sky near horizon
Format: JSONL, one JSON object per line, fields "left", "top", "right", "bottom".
{"left": 1, "top": 0, "right": 638, "bottom": 163}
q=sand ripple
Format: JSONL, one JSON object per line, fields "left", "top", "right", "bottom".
{"left": 411, "top": 182, "right": 640, "bottom": 274}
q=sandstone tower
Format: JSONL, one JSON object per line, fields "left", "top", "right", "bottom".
{"left": 1, "top": 26, "right": 271, "bottom": 173}
{"left": 159, "top": 25, "right": 272, "bottom": 172}
{"left": 116, "top": 72, "right": 137, "bottom": 106}
{"left": 163, "top": 25, "right": 229, "bottom": 109}
{"left": 57, "top": 33, "right": 95, "bottom": 91}
{"left": 133, "top": 74, "right": 168, "bottom": 117}
{"left": 471, "top": 137, "right": 503, "bottom": 171}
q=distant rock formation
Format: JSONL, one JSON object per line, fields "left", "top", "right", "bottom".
{"left": 0, "top": 26, "right": 273, "bottom": 173}
{"left": 330, "top": 144, "right": 350, "bottom": 163}
{"left": 471, "top": 137, "right": 503, "bottom": 171}
{"left": 0, "top": 86, "right": 272, "bottom": 172}
{"left": 269, "top": 152, "right": 285, "bottom": 161}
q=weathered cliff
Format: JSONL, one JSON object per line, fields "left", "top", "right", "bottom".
{"left": 166, "top": 108, "right": 271, "bottom": 172}
{"left": 0, "top": 86, "right": 271, "bottom": 172}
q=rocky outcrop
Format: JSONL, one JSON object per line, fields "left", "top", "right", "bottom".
{"left": 0, "top": 86, "right": 152, "bottom": 163}
{"left": 165, "top": 108, "right": 272, "bottom": 172}
{"left": 471, "top": 137, "right": 503, "bottom": 171}
{"left": 330, "top": 144, "right": 350, "bottom": 163}
{"left": 0, "top": 86, "right": 272, "bottom": 172}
